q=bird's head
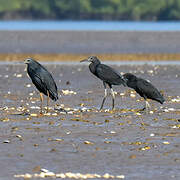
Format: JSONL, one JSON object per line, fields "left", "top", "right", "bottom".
{"left": 24, "top": 58, "right": 34, "bottom": 64}
{"left": 80, "top": 56, "right": 100, "bottom": 64}
{"left": 123, "top": 73, "right": 137, "bottom": 82}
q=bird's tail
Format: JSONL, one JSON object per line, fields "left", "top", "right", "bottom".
{"left": 50, "top": 91, "right": 58, "bottom": 101}
{"left": 157, "top": 96, "right": 165, "bottom": 104}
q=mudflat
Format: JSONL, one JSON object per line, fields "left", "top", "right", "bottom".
{"left": 0, "top": 31, "right": 180, "bottom": 54}
{"left": 0, "top": 62, "right": 180, "bottom": 179}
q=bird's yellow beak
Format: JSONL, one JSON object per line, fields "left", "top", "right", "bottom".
{"left": 80, "top": 59, "right": 88, "bottom": 63}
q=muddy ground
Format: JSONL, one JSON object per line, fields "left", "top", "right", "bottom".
{"left": 1, "top": 31, "right": 180, "bottom": 54}
{"left": 0, "top": 62, "right": 180, "bottom": 180}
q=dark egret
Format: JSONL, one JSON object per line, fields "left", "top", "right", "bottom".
{"left": 80, "top": 56, "right": 126, "bottom": 110}
{"left": 123, "top": 73, "right": 165, "bottom": 111}
{"left": 25, "top": 58, "right": 58, "bottom": 113}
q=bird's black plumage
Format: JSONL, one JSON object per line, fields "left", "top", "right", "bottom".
{"left": 25, "top": 58, "right": 58, "bottom": 101}
{"left": 123, "top": 73, "right": 165, "bottom": 106}
{"left": 81, "top": 56, "right": 126, "bottom": 110}
{"left": 25, "top": 58, "right": 58, "bottom": 113}
{"left": 88, "top": 57, "right": 126, "bottom": 87}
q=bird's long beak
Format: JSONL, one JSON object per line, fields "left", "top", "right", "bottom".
{"left": 80, "top": 59, "right": 89, "bottom": 63}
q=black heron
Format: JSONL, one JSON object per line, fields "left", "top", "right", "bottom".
{"left": 80, "top": 56, "right": 126, "bottom": 110}
{"left": 123, "top": 73, "right": 165, "bottom": 111}
{"left": 25, "top": 58, "right": 58, "bottom": 113}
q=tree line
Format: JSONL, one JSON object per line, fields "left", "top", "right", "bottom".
{"left": 1, "top": 0, "right": 180, "bottom": 20}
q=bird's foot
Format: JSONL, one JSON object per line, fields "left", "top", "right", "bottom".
{"left": 108, "top": 108, "right": 116, "bottom": 113}
{"left": 99, "top": 108, "right": 116, "bottom": 113}
{"left": 138, "top": 107, "right": 146, "bottom": 112}
{"left": 99, "top": 106, "right": 104, "bottom": 111}
{"left": 137, "top": 107, "right": 148, "bottom": 115}
{"left": 138, "top": 108, "right": 150, "bottom": 115}
{"left": 112, "top": 107, "right": 115, "bottom": 111}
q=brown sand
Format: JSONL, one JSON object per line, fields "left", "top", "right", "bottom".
{"left": 1, "top": 53, "right": 180, "bottom": 62}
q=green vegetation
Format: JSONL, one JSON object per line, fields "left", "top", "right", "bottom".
{"left": 1, "top": 0, "right": 180, "bottom": 20}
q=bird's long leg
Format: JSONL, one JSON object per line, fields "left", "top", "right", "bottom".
{"left": 110, "top": 86, "right": 115, "bottom": 110}
{"left": 100, "top": 82, "right": 107, "bottom": 110}
{"left": 140, "top": 100, "right": 151, "bottom": 113}
{"left": 141, "top": 100, "right": 147, "bottom": 111}
{"left": 139, "top": 97, "right": 149, "bottom": 112}
{"left": 145, "top": 100, "right": 151, "bottom": 112}
{"left": 39, "top": 92, "right": 44, "bottom": 114}
{"left": 47, "top": 91, "right": 50, "bottom": 113}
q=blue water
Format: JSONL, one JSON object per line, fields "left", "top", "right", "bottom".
{"left": 0, "top": 20, "right": 180, "bottom": 31}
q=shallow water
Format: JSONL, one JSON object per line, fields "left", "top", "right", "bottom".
{"left": 1, "top": 20, "right": 180, "bottom": 31}
{"left": 0, "top": 63, "right": 180, "bottom": 180}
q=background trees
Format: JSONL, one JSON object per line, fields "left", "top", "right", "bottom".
{"left": 1, "top": 0, "right": 180, "bottom": 20}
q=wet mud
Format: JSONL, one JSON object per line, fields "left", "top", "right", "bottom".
{"left": 0, "top": 63, "right": 180, "bottom": 180}
{"left": 1, "top": 31, "right": 180, "bottom": 54}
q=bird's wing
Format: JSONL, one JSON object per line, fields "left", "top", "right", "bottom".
{"left": 27, "top": 64, "right": 58, "bottom": 101}
{"left": 136, "top": 79, "right": 162, "bottom": 99}
{"left": 30, "top": 69, "right": 47, "bottom": 92}
{"left": 96, "top": 64, "right": 125, "bottom": 85}
{"left": 38, "top": 68, "right": 58, "bottom": 100}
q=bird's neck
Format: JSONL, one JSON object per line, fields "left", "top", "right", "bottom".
{"left": 127, "top": 79, "right": 137, "bottom": 88}
{"left": 89, "top": 63, "right": 96, "bottom": 74}
{"left": 89, "top": 61, "right": 100, "bottom": 74}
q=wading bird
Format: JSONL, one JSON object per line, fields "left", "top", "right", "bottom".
{"left": 25, "top": 58, "right": 58, "bottom": 113}
{"left": 123, "top": 73, "right": 165, "bottom": 111}
{"left": 80, "top": 56, "right": 126, "bottom": 110}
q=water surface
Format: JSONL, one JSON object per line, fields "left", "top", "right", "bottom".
{"left": 1, "top": 20, "right": 180, "bottom": 31}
